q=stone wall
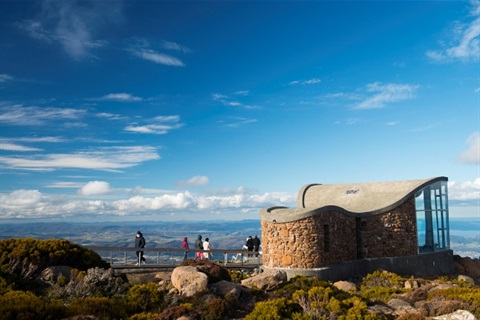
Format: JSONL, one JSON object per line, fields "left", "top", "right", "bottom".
{"left": 359, "top": 197, "right": 418, "bottom": 258}
{"left": 261, "top": 197, "right": 418, "bottom": 269}
{"left": 261, "top": 211, "right": 357, "bottom": 269}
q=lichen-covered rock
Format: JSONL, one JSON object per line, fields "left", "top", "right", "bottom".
{"left": 432, "top": 309, "right": 476, "bottom": 320}
{"left": 210, "top": 280, "right": 244, "bottom": 299}
{"left": 171, "top": 266, "right": 208, "bottom": 297}
{"left": 241, "top": 269, "right": 287, "bottom": 291}
{"left": 37, "top": 265, "right": 73, "bottom": 286}
{"left": 333, "top": 280, "right": 357, "bottom": 293}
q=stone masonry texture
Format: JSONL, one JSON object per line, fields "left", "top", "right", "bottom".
{"left": 261, "top": 196, "right": 418, "bottom": 269}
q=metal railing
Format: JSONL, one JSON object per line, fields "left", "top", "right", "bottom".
{"left": 86, "top": 246, "right": 262, "bottom": 268}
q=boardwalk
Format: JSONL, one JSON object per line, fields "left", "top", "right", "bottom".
{"left": 87, "top": 246, "right": 263, "bottom": 270}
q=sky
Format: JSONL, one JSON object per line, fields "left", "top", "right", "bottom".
{"left": 0, "top": 0, "right": 479, "bottom": 223}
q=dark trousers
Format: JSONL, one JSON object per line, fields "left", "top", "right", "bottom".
{"left": 136, "top": 251, "right": 145, "bottom": 263}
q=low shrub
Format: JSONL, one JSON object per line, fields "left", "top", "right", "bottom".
{"left": 128, "top": 282, "right": 165, "bottom": 313}
{"left": 428, "top": 287, "right": 480, "bottom": 318}
{"left": 66, "top": 296, "right": 128, "bottom": 320}
{"left": 0, "top": 290, "right": 65, "bottom": 320}
{"left": 244, "top": 297, "right": 302, "bottom": 320}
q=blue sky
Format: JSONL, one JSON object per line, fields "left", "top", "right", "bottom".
{"left": 0, "top": 0, "right": 479, "bottom": 222}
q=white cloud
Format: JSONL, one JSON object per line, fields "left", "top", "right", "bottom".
{"left": 17, "top": 1, "right": 123, "bottom": 60}
{"left": 125, "top": 115, "right": 183, "bottom": 134}
{"left": 46, "top": 181, "right": 84, "bottom": 188}
{"left": 222, "top": 117, "right": 258, "bottom": 128}
{"left": 0, "top": 142, "right": 41, "bottom": 151}
{"left": 448, "top": 178, "right": 480, "bottom": 201}
{"left": 457, "top": 132, "right": 480, "bottom": 165}
{"left": 0, "top": 146, "right": 160, "bottom": 172}
{"left": 129, "top": 48, "right": 185, "bottom": 67}
{"left": 212, "top": 93, "right": 260, "bottom": 110}
{"left": 0, "top": 74, "right": 13, "bottom": 83}
{"left": 126, "top": 38, "right": 187, "bottom": 66}
{"left": 162, "top": 40, "right": 191, "bottom": 53}
{"left": 426, "top": 1, "right": 480, "bottom": 62}
{"left": 154, "top": 115, "right": 180, "bottom": 122}
{"left": 78, "top": 181, "right": 112, "bottom": 196}
{"left": 289, "top": 78, "right": 321, "bottom": 86}
{"left": 0, "top": 187, "right": 296, "bottom": 221}
{"left": 177, "top": 176, "right": 209, "bottom": 188}
{"left": 99, "top": 93, "right": 142, "bottom": 102}
{"left": 0, "top": 189, "right": 43, "bottom": 209}
{"left": 354, "top": 82, "right": 419, "bottom": 109}
{"left": 0, "top": 104, "right": 85, "bottom": 126}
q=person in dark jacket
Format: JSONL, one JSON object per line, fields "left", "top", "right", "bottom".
{"left": 253, "top": 235, "right": 261, "bottom": 257}
{"left": 246, "top": 235, "right": 253, "bottom": 257}
{"left": 195, "top": 235, "right": 203, "bottom": 260}
{"left": 135, "top": 231, "right": 146, "bottom": 266}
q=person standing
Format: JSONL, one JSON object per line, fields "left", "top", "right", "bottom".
{"left": 246, "top": 235, "right": 253, "bottom": 257}
{"left": 135, "top": 231, "right": 146, "bottom": 266}
{"left": 181, "top": 237, "right": 189, "bottom": 260}
{"left": 253, "top": 235, "right": 261, "bottom": 257}
{"left": 195, "top": 235, "right": 203, "bottom": 260}
{"left": 203, "top": 237, "right": 212, "bottom": 260}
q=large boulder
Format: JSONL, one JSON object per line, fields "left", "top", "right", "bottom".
{"left": 241, "top": 269, "right": 287, "bottom": 291}
{"left": 171, "top": 266, "right": 209, "bottom": 297}
{"left": 37, "top": 265, "right": 73, "bottom": 286}
{"left": 454, "top": 255, "right": 480, "bottom": 282}
{"left": 210, "top": 280, "right": 246, "bottom": 299}
{"left": 333, "top": 280, "right": 357, "bottom": 293}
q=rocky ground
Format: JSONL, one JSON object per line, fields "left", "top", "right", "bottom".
{"left": 108, "top": 255, "right": 480, "bottom": 319}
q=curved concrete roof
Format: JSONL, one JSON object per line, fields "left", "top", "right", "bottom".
{"left": 260, "top": 177, "right": 447, "bottom": 223}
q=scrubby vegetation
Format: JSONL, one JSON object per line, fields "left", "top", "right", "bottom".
{"left": 0, "top": 238, "right": 479, "bottom": 319}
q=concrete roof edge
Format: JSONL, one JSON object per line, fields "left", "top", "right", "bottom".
{"left": 260, "top": 177, "right": 448, "bottom": 223}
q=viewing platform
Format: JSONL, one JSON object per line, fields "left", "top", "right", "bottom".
{"left": 86, "top": 246, "right": 263, "bottom": 271}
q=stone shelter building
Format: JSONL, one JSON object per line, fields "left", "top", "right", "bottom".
{"left": 260, "top": 177, "right": 454, "bottom": 281}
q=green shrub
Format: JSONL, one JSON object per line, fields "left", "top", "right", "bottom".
{"left": 275, "top": 276, "right": 330, "bottom": 299}
{"left": 0, "top": 290, "right": 65, "bottom": 320}
{"left": 244, "top": 297, "right": 302, "bottom": 320}
{"left": 128, "top": 282, "right": 164, "bottom": 313}
{"left": 428, "top": 287, "right": 480, "bottom": 318}
{"left": 228, "top": 269, "right": 250, "bottom": 283}
{"left": 361, "top": 270, "right": 404, "bottom": 289}
{"left": 198, "top": 297, "right": 228, "bottom": 320}
{"left": 359, "top": 286, "right": 400, "bottom": 303}
{"left": 129, "top": 312, "right": 161, "bottom": 320}
{"left": 0, "top": 238, "right": 109, "bottom": 283}
{"left": 66, "top": 296, "right": 128, "bottom": 320}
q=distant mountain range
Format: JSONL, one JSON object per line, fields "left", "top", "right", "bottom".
{"left": 1, "top": 218, "right": 478, "bottom": 258}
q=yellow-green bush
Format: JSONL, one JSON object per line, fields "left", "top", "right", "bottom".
{"left": 127, "top": 282, "right": 164, "bottom": 313}
{"left": 359, "top": 270, "right": 404, "bottom": 303}
{"left": 0, "top": 290, "right": 65, "bottom": 320}
{"left": 244, "top": 297, "right": 302, "bottom": 320}
{"left": 361, "top": 270, "right": 404, "bottom": 289}
{"left": 0, "top": 238, "right": 109, "bottom": 283}
{"left": 428, "top": 287, "right": 480, "bottom": 318}
{"left": 66, "top": 296, "right": 128, "bottom": 320}
{"left": 228, "top": 269, "right": 250, "bottom": 283}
